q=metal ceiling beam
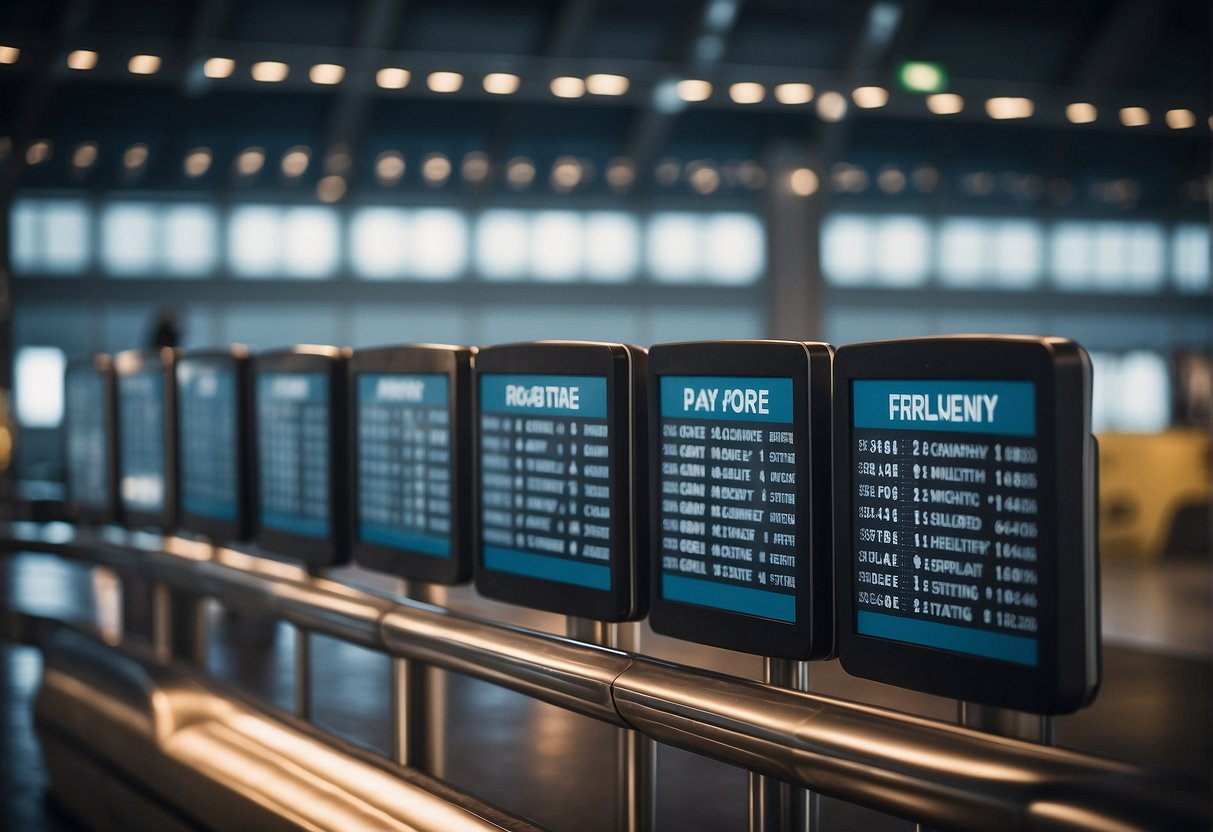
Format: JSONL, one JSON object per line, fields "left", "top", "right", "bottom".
{"left": 1068, "top": 0, "right": 1175, "bottom": 89}
{"left": 622, "top": 0, "right": 745, "bottom": 191}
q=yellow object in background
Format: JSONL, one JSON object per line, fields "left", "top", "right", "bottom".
{"left": 1099, "top": 429, "right": 1211, "bottom": 561}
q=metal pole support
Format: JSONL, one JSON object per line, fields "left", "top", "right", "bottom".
{"left": 750, "top": 658, "right": 816, "bottom": 832}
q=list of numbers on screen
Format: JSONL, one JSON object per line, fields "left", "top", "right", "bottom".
{"left": 479, "top": 375, "right": 613, "bottom": 590}
{"left": 657, "top": 376, "right": 799, "bottom": 623}
{"left": 119, "top": 371, "right": 165, "bottom": 512}
{"left": 357, "top": 373, "right": 452, "bottom": 557}
{"left": 66, "top": 370, "right": 109, "bottom": 509}
{"left": 180, "top": 366, "right": 238, "bottom": 521}
{"left": 258, "top": 373, "right": 330, "bottom": 537}
{"left": 851, "top": 381, "right": 1042, "bottom": 666}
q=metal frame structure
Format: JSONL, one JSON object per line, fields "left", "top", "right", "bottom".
{"left": 0, "top": 521, "right": 1205, "bottom": 832}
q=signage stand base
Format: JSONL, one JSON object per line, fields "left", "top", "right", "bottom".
{"left": 566, "top": 616, "right": 655, "bottom": 832}
{"left": 750, "top": 658, "right": 816, "bottom": 832}
{"left": 393, "top": 579, "right": 438, "bottom": 772}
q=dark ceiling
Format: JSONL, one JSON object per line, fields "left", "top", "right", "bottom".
{"left": 0, "top": 0, "right": 1208, "bottom": 212}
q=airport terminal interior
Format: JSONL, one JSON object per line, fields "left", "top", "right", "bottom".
{"left": 0, "top": 0, "right": 1210, "bottom": 830}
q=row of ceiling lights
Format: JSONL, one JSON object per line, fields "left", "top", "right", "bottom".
{"left": 0, "top": 44, "right": 1203, "bottom": 131}
{"left": 15, "top": 134, "right": 1204, "bottom": 208}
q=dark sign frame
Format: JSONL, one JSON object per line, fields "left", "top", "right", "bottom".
{"left": 833, "top": 335, "right": 1099, "bottom": 714}
{"left": 175, "top": 347, "right": 254, "bottom": 545}
{"left": 63, "top": 354, "right": 120, "bottom": 525}
{"left": 251, "top": 346, "right": 350, "bottom": 567}
{"left": 473, "top": 341, "right": 648, "bottom": 621}
{"left": 114, "top": 347, "right": 179, "bottom": 533}
{"left": 647, "top": 340, "right": 834, "bottom": 659}
{"left": 349, "top": 344, "right": 474, "bottom": 585}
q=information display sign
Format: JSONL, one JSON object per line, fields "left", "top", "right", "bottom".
{"left": 473, "top": 341, "right": 647, "bottom": 620}
{"left": 253, "top": 346, "right": 350, "bottom": 566}
{"left": 647, "top": 341, "right": 834, "bottom": 658}
{"left": 63, "top": 355, "right": 119, "bottom": 524}
{"left": 115, "top": 348, "right": 178, "bottom": 532}
{"left": 350, "top": 345, "right": 473, "bottom": 584}
{"left": 834, "top": 336, "right": 1099, "bottom": 713}
{"left": 176, "top": 348, "right": 252, "bottom": 543}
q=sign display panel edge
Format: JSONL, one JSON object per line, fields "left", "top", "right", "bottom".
{"left": 350, "top": 344, "right": 473, "bottom": 585}
{"left": 115, "top": 347, "right": 179, "bottom": 533}
{"left": 472, "top": 341, "right": 647, "bottom": 621}
{"left": 63, "top": 354, "right": 119, "bottom": 524}
{"left": 647, "top": 340, "right": 834, "bottom": 659}
{"left": 833, "top": 335, "right": 1098, "bottom": 714}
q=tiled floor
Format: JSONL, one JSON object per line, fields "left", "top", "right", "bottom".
{"left": 1, "top": 550, "right": 1210, "bottom": 831}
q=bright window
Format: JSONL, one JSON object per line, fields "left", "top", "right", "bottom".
{"left": 476, "top": 210, "right": 529, "bottom": 281}
{"left": 411, "top": 209, "right": 467, "bottom": 280}
{"left": 11, "top": 198, "right": 91, "bottom": 276}
{"left": 350, "top": 207, "right": 410, "bottom": 280}
{"left": 229, "top": 205, "right": 283, "bottom": 278}
{"left": 531, "top": 211, "right": 583, "bottom": 282}
{"left": 163, "top": 205, "right": 218, "bottom": 277}
{"left": 1051, "top": 222, "right": 1093, "bottom": 290}
{"left": 1173, "top": 224, "right": 1209, "bottom": 293}
{"left": 993, "top": 220, "right": 1042, "bottom": 288}
{"left": 821, "top": 214, "right": 874, "bottom": 286}
{"left": 704, "top": 213, "right": 765, "bottom": 285}
{"left": 101, "top": 202, "right": 158, "bottom": 276}
{"left": 282, "top": 207, "right": 339, "bottom": 278}
{"left": 584, "top": 212, "right": 639, "bottom": 282}
{"left": 647, "top": 213, "right": 700, "bottom": 283}
{"left": 938, "top": 218, "right": 986, "bottom": 287}
{"left": 15, "top": 346, "right": 65, "bottom": 428}
{"left": 874, "top": 215, "right": 930, "bottom": 286}
{"left": 1116, "top": 351, "right": 1170, "bottom": 432}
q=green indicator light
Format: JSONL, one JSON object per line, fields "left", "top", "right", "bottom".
{"left": 898, "top": 61, "right": 947, "bottom": 93}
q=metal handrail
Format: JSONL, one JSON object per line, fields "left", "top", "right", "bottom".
{"left": 0, "top": 522, "right": 1206, "bottom": 831}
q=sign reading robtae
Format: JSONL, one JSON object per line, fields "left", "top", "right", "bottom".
{"left": 473, "top": 342, "right": 648, "bottom": 621}
{"left": 834, "top": 336, "right": 1099, "bottom": 714}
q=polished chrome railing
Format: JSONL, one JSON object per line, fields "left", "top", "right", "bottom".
{"left": 0, "top": 522, "right": 1206, "bottom": 832}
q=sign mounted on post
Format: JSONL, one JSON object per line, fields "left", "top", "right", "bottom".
{"left": 63, "top": 354, "right": 119, "bottom": 524}
{"left": 176, "top": 348, "right": 253, "bottom": 545}
{"left": 115, "top": 347, "right": 179, "bottom": 533}
{"left": 647, "top": 341, "right": 834, "bottom": 659}
{"left": 350, "top": 344, "right": 474, "bottom": 584}
{"left": 834, "top": 336, "right": 1099, "bottom": 714}
{"left": 473, "top": 341, "right": 648, "bottom": 621}
{"left": 253, "top": 346, "right": 350, "bottom": 567}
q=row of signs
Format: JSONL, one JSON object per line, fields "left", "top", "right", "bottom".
{"left": 63, "top": 337, "right": 1099, "bottom": 714}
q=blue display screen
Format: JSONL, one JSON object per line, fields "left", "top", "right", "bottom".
{"left": 257, "top": 372, "right": 330, "bottom": 538}
{"left": 357, "top": 373, "right": 452, "bottom": 557}
{"left": 657, "top": 376, "right": 798, "bottom": 623}
{"left": 64, "top": 367, "right": 111, "bottom": 510}
{"left": 851, "top": 380, "right": 1042, "bottom": 667}
{"left": 118, "top": 370, "right": 165, "bottom": 514}
{"left": 178, "top": 363, "right": 239, "bottom": 521}
{"left": 478, "top": 374, "right": 612, "bottom": 590}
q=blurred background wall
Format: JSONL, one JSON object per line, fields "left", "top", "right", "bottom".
{"left": 0, "top": 0, "right": 1208, "bottom": 507}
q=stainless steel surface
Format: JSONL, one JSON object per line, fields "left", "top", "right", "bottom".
{"left": 959, "top": 702, "right": 1056, "bottom": 745}
{"left": 751, "top": 658, "right": 814, "bottom": 832}
{"left": 294, "top": 625, "right": 311, "bottom": 719}
{"left": 0, "top": 523, "right": 1205, "bottom": 832}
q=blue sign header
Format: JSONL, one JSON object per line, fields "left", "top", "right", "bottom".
{"left": 660, "top": 376, "right": 794, "bottom": 424}
{"left": 359, "top": 373, "right": 448, "bottom": 407}
{"left": 853, "top": 380, "right": 1036, "bottom": 437}
{"left": 480, "top": 374, "right": 607, "bottom": 418}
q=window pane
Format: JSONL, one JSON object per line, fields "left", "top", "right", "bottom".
{"left": 1117, "top": 351, "right": 1170, "bottom": 432}
{"left": 584, "top": 212, "right": 639, "bottom": 282}
{"left": 476, "top": 210, "right": 529, "bottom": 281}
{"left": 15, "top": 346, "right": 65, "bottom": 428}
{"left": 821, "top": 214, "right": 874, "bottom": 286}
{"left": 101, "top": 202, "right": 158, "bottom": 276}
{"left": 938, "top": 218, "right": 987, "bottom": 287}
{"left": 163, "top": 204, "right": 218, "bottom": 277}
{"left": 531, "top": 211, "right": 583, "bottom": 281}
{"left": 229, "top": 206, "right": 283, "bottom": 278}
{"left": 411, "top": 209, "right": 467, "bottom": 280}
{"left": 1093, "top": 223, "right": 1130, "bottom": 290}
{"left": 993, "top": 220, "right": 1042, "bottom": 288}
{"left": 282, "top": 207, "right": 339, "bottom": 278}
{"left": 1051, "top": 222, "right": 1092, "bottom": 289}
{"left": 1172, "top": 224, "right": 1209, "bottom": 293}
{"left": 350, "top": 207, "right": 410, "bottom": 280}
{"left": 1124, "top": 223, "right": 1164, "bottom": 291}
{"left": 647, "top": 213, "right": 700, "bottom": 283}
{"left": 704, "top": 213, "right": 765, "bottom": 285}
{"left": 41, "top": 199, "right": 91, "bottom": 275}
{"left": 874, "top": 215, "right": 930, "bottom": 287}
{"left": 1088, "top": 352, "right": 1117, "bottom": 433}
{"left": 10, "top": 198, "right": 39, "bottom": 275}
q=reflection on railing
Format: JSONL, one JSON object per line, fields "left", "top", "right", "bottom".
{"left": 0, "top": 522, "right": 1206, "bottom": 832}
